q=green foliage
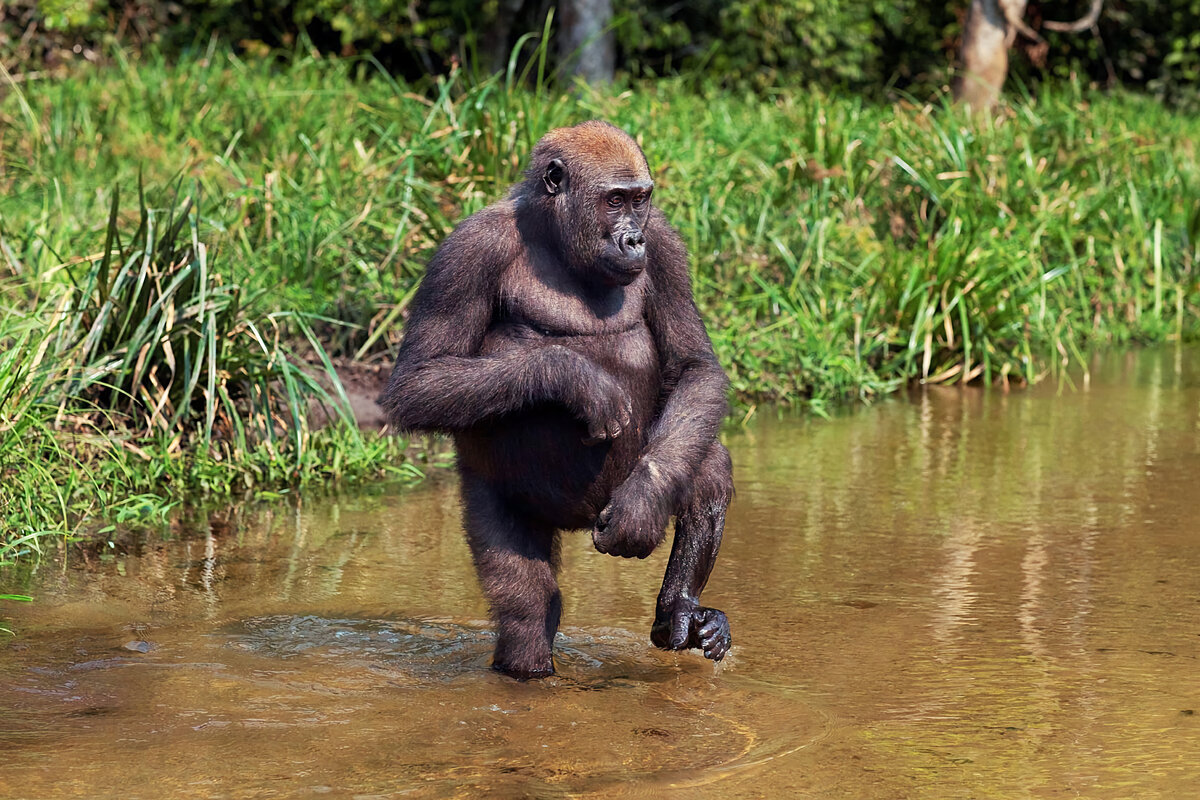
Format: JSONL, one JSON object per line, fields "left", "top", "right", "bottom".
{"left": 616, "top": 0, "right": 1200, "bottom": 96}
{"left": 0, "top": 1, "right": 171, "bottom": 71}
{"left": 616, "top": 0, "right": 956, "bottom": 88}
{"left": 715, "top": 0, "right": 883, "bottom": 84}
{"left": 9, "top": 177, "right": 358, "bottom": 453}
{"left": 0, "top": 166, "right": 425, "bottom": 551}
{"left": 1032, "top": 0, "right": 1200, "bottom": 103}
{"left": 35, "top": 0, "right": 98, "bottom": 29}
{"left": 185, "top": 0, "right": 479, "bottom": 63}
{"left": 3, "top": 0, "right": 1198, "bottom": 100}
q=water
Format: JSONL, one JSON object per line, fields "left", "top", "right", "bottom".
{"left": 2, "top": 349, "right": 1198, "bottom": 798}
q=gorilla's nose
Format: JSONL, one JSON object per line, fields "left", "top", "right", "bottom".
{"left": 622, "top": 231, "right": 646, "bottom": 256}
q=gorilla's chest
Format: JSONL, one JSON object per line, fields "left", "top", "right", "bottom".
{"left": 469, "top": 258, "right": 661, "bottom": 524}
{"left": 492, "top": 257, "right": 658, "bottom": 378}
{"left": 498, "top": 256, "right": 647, "bottom": 335}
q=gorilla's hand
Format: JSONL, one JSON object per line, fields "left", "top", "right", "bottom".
{"left": 592, "top": 467, "right": 670, "bottom": 558}
{"left": 574, "top": 365, "right": 632, "bottom": 446}
{"left": 651, "top": 602, "right": 731, "bottom": 661}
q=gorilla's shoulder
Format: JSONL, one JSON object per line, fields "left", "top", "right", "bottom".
{"left": 647, "top": 207, "right": 687, "bottom": 262}
{"left": 433, "top": 200, "right": 521, "bottom": 272}
{"left": 449, "top": 200, "right": 519, "bottom": 241}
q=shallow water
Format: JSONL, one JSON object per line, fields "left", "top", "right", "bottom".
{"left": 3, "top": 348, "right": 1199, "bottom": 799}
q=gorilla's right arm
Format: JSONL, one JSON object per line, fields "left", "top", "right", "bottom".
{"left": 380, "top": 210, "right": 630, "bottom": 440}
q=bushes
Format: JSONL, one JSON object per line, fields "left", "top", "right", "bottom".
{"left": 3, "top": 1, "right": 1198, "bottom": 100}
{"left": 1032, "top": 0, "right": 1200, "bottom": 103}
{"left": 617, "top": 0, "right": 1200, "bottom": 97}
{"left": 0, "top": 0, "right": 482, "bottom": 77}
{"left": 0, "top": 1, "right": 173, "bottom": 68}
{"left": 0, "top": 174, "right": 424, "bottom": 546}
{"left": 616, "top": 0, "right": 960, "bottom": 89}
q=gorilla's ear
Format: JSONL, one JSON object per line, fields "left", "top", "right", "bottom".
{"left": 543, "top": 159, "right": 566, "bottom": 195}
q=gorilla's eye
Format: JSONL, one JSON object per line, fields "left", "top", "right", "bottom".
{"left": 606, "top": 192, "right": 624, "bottom": 209}
{"left": 632, "top": 192, "right": 649, "bottom": 208}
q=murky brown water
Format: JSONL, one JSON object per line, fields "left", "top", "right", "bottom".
{"left": 3, "top": 348, "right": 1199, "bottom": 799}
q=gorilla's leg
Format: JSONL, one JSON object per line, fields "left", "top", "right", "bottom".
{"left": 462, "top": 475, "right": 562, "bottom": 679}
{"left": 651, "top": 442, "right": 733, "bottom": 661}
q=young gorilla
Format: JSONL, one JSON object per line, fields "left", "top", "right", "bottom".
{"left": 382, "top": 120, "right": 733, "bottom": 679}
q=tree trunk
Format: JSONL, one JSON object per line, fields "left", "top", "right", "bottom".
{"left": 481, "top": 0, "right": 526, "bottom": 75}
{"left": 956, "top": 0, "right": 1105, "bottom": 112}
{"left": 558, "top": 0, "right": 615, "bottom": 84}
{"left": 956, "top": 0, "right": 1027, "bottom": 112}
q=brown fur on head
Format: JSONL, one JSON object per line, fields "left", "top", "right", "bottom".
{"left": 524, "top": 120, "right": 651, "bottom": 187}
{"left": 517, "top": 121, "right": 654, "bottom": 283}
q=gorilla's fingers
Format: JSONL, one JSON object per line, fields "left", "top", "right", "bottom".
{"left": 669, "top": 608, "right": 692, "bottom": 650}
{"left": 694, "top": 608, "right": 730, "bottom": 661}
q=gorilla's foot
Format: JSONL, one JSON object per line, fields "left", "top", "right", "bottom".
{"left": 651, "top": 603, "right": 731, "bottom": 662}
{"left": 491, "top": 631, "right": 556, "bottom": 680}
{"left": 491, "top": 658, "right": 555, "bottom": 680}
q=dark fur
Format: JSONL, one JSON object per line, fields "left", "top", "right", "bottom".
{"left": 382, "top": 121, "right": 733, "bottom": 679}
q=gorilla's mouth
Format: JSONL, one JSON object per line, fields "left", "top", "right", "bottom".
{"left": 599, "top": 234, "right": 646, "bottom": 285}
{"left": 599, "top": 254, "right": 646, "bottom": 286}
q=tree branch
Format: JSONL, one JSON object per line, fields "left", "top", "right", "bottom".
{"left": 1000, "top": 0, "right": 1040, "bottom": 45}
{"left": 1043, "top": 0, "right": 1104, "bottom": 33}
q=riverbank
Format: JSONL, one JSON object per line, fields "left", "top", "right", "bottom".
{"left": 2, "top": 47, "right": 1198, "bottom": 552}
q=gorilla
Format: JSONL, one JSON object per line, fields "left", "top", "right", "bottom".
{"left": 383, "top": 120, "right": 733, "bottom": 679}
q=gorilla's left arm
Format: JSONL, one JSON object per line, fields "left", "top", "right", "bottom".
{"left": 591, "top": 212, "right": 728, "bottom": 557}
{"left": 635, "top": 210, "right": 729, "bottom": 507}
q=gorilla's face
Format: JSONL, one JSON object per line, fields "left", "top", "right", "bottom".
{"left": 534, "top": 124, "right": 655, "bottom": 288}
{"left": 583, "top": 176, "right": 650, "bottom": 286}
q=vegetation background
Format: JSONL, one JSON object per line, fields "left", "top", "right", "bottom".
{"left": 6, "top": 0, "right": 1200, "bottom": 98}
{"left": 1, "top": 1, "right": 1198, "bottom": 556}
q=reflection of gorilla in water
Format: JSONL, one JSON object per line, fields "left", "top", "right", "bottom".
{"left": 383, "top": 121, "right": 732, "bottom": 679}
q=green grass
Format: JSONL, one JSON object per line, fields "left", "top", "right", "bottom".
{"left": 1, "top": 43, "right": 1198, "bottom": 552}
